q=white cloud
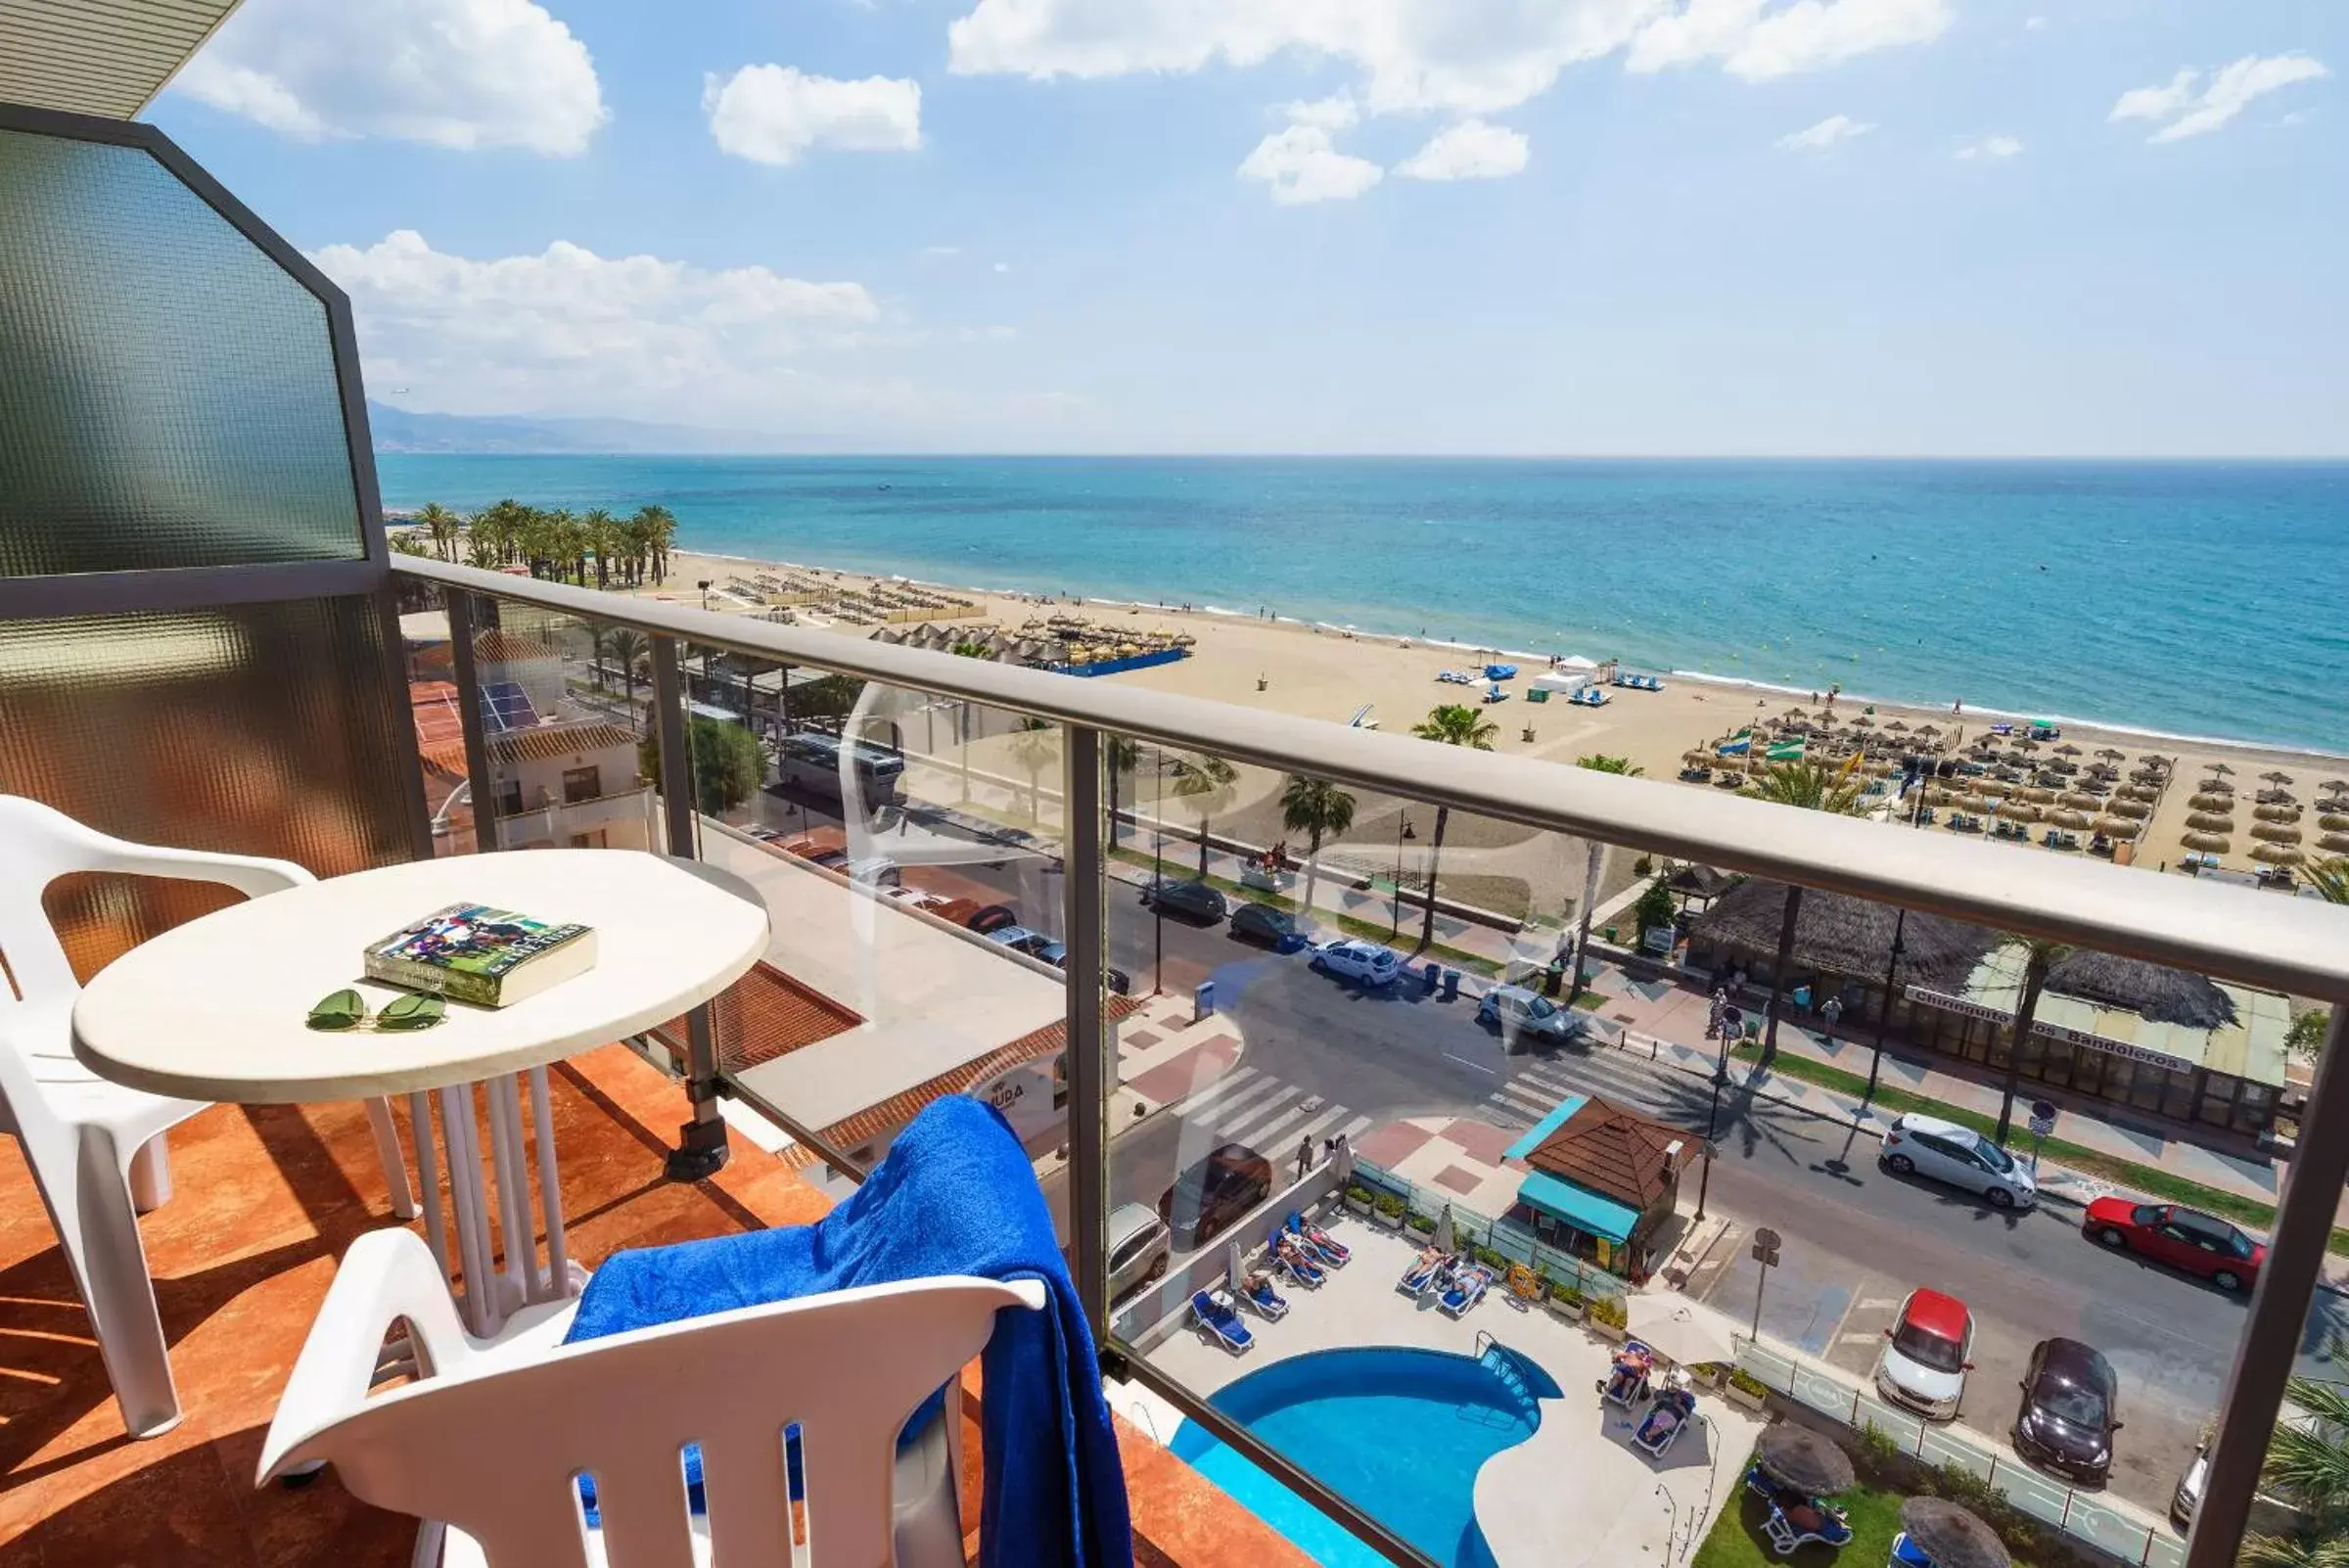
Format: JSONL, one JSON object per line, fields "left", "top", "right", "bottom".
{"left": 1953, "top": 133, "right": 2022, "bottom": 160}
{"left": 171, "top": 0, "right": 604, "bottom": 155}
{"left": 2109, "top": 54, "right": 2328, "bottom": 143}
{"left": 1282, "top": 93, "right": 1361, "bottom": 129}
{"left": 949, "top": 0, "right": 1949, "bottom": 115}
{"left": 1776, "top": 113, "right": 1873, "bottom": 149}
{"left": 994, "top": 261, "right": 1012, "bottom": 272}
{"left": 923, "top": 245, "right": 965, "bottom": 256}
{"left": 1628, "top": 0, "right": 1952, "bottom": 82}
{"left": 1395, "top": 119, "right": 1531, "bottom": 180}
{"left": 704, "top": 66, "right": 922, "bottom": 164}
{"left": 1236, "top": 125, "right": 1384, "bottom": 205}
{"left": 2024, "top": 15, "right": 2046, "bottom": 30}
{"left": 311, "top": 230, "right": 878, "bottom": 417}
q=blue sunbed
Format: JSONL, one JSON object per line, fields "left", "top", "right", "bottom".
{"left": 1439, "top": 1265, "right": 1492, "bottom": 1317}
{"left": 1192, "top": 1290, "right": 1254, "bottom": 1354}
{"left": 1245, "top": 1277, "right": 1289, "bottom": 1320}
{"left": 1398, "top": 1251, "right": 1449, "bottom": 1296}
{"left": 1288, "top": 1212, "right": 1350, "bottom": 1266}
{"left": 1273, "top": 1234, "right": 1326, "bottom": 1288}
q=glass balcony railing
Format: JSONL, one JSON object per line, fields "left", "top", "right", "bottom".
{"left": 392, "top": 553, "right": 2349, "bottom": 1568}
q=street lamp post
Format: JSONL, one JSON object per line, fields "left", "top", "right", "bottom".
{"left": 1389, "top": 811, "right": 1415, "bottom": 938}
{"left": 1151, "top": 746, "right": 1166, "bottom": 995}
{"left": 1868, "top": 908, "right": 1908, "bottom": 1103}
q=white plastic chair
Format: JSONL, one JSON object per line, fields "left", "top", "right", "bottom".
{"left": 258, "top": 1227, "right": 1044, "bottom": 1568}
{"left": 0, "top": 794, "right": 418, "bottom": 1438}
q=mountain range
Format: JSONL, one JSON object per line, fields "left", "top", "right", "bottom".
{"left": 364, "top": 401, "right": 830, "bottom": 454}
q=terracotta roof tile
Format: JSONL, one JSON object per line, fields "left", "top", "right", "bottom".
{"left": 653, "top": 961, "right": 862, "bottom": 1073}
{"left": 1524, "top": 1095, "right": 1695, "bottom": 1212}
{"left": 485, "top": 721, "right": 639, "bottom": 767}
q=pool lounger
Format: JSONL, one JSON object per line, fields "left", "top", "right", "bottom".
{"left": 1287, "top": 1211, "right": 1350, "bottom": 1266}
{"left": 1192, "top": 1289, "right": 1256, "bottom": 1354}
{"left": 1438, "top": 1265, "right": 1493, "bottom": 1317}
{"left": 1245, "top": 1277, "right": 1290, "bottom": 1320}
{"left": 1633, "top": 1387, "right": 1696, "bottom": 1457}
{"left": 1273, "top": 1235, "right": 1327, "bottom": 1288}
{"left": 1398, "top": 1252, "right": 1451, "bottom": 1297}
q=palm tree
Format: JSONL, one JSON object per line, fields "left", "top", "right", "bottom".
{"left": 1994, "top": 936, "right": 2075, "bottom": 1144}
{"left": 2245, "top": 1363, "right": 2349, "bottom": 1566}
{"left": 1742, "top": 756, "right": 1868, "bottom": 1063}
{"left": 1105, "top": 736, "right": 1141, "bottom": 849}
{"left": 1564, "top": 755, "right": 1645, "bottom": 994}
{"left": 413, "top": 501, "right": 459, "bottom": 562}
{"left": 582, "top": 507, "right": 621, "bottom": 589}
{"left": 1169, "top": 755, "right": 1239, "bottom": 878}
{"left": 606, "top": 628, "right": 649, "bottom": 720}
{"left": 634, "top": 504, "right": 678, "bottom": 584}
{"left": 389, "top": 530, "right": 429, "bottom": 557}
{"left": 1280, "top": 775, "right": 1357, "bottom": 929}
{"left": 2308, "top": 856, "right": 2349, "bottom": 904}
{"left": 1007, "top": 719, "right": 1058, "bottom": 824}
{"left": 465, "top": 526, "right": 502, "bottom": 571}
{"left": 1408, "top": 704, "right": 1497, "bottom": 949}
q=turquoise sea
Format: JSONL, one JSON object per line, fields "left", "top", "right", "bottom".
{"left": 375, "top": 456, "right": 2348, "bottom": 755}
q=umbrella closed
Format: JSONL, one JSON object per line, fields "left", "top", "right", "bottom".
{"left": 1227, "top": 1238, "right": 1246, "bottom": 1295}
{"left": 1434, "top": 1205, "right": 1455, "bottom": 1255}
{"left": 1623, "top": 1293, "right": 1740, "bottom": 1367}
{"left": 1900, "top": 1497, "right": 2010, "bottom": 1568}
{"left": 1756, "top": 1425, "right": 1855, "bottom": 1496}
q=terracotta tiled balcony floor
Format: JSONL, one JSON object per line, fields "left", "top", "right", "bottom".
{"left": 0, "top": 1045, "right": 1308, "bottom": 1568}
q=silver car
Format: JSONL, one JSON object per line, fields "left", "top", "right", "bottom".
{"left": 1107, "top": 1202, "right": 1170, "bottom": 1300}
{"left": 1477, "top": 984, "right": 1587, "bottom": 1050}
{"left": 1879, "top": 1112, "right": 2038, "bottom": 1210}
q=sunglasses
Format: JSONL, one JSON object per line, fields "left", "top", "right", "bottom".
{"left": 306, "top": 989, "right": 446, "bottom": 1032}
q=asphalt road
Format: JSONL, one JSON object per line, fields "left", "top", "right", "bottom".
{"left": 750, "top": 788, "right": 2347, "bottom": 1515}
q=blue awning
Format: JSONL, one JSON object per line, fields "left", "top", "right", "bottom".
{"left": 1517, "top": 1170, "right": 1640, "bottom": 1244}
{"left": 1502, "top": 1095, "right": 1586, "bottom": 1162}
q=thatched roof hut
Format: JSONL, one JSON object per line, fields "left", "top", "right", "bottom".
{"left": 2044, "top": 949, "right": 2238, "bottom": 1031}
{"left": 1665, "top": 864, "right": 1737, "bottom": 902}
{"left": 1688, "top": 880, "right": 1998, "bottom": 990}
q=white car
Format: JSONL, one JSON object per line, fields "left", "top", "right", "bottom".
{"left": 1874, "top": 1287, "right": 1975, "bottom": 1420}
{"left": 1878, "top": 1112, "right": 2037, "bottom": 1210}
{"left": 1309, "top": 939, "right": 1404, "bottom": 987}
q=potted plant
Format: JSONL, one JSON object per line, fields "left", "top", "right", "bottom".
{"left": 1725, "top": 1367, "right": 1769, "bottom": 1411}
{"left": 1586, "top": 1292, "right": 1629, "bottom": 1343}
{"left": 1406, "top": 1212, "right": 1437, "bottom": 1237}
{"left": 1373, "top": 1191, "right": 1407, "bottom": 1230}
{"left": 1344, "top": 1183, "right": 1375, "bottom": 1218}
{"left": 1547, "top": 1281, "right": 1587, "bottom": 1323}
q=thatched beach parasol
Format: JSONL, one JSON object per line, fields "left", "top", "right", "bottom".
{"left": 1884, "top": 719, "right": 1909, "bottom": 732}
{"left": 2210, "top": 761, "right": 2235, "bottom": 777}
{"left": 2320, "top": 833, "right": 2349, "bottom": 855}
{"left": 2119, "top": 783, "right": 2159, "bottom": 804}
{"left": 2096, "top": 747, "right": 2127, "bottom": 761}
{"left": 2262, "top": 769, "right": 2294, "bottom": 785}
{"left": 2003, "top": 801, "right": 2043, "bottom": 823}
{"left": 2189, "top": 792, "right": 2234, "bottom": 813}
{"left": 2109, "top": 798, "right": 2151, "bottom": 820}
{"left": 2050, "top": 808, "right": 2092, "bottom": 830}
{"left": 2323, "top": 814, "right": 2349, "bottom": 835}
{"left": 2055, "top": 742, "right": 2083, "bottom": 757}
{"left": 2187, "top": 811, "right": 2236, "bottom": 833}
{"left": 2182, "top": 831, "right": 2232, "bottom": 853}
{"left": 2252, "top": 822, "right": 2303, "bottom": 845}
{"left": 2253, "top": 844, "right": 2306, "bottom": 866}
{"left": 2093, "top": 815, "right": 2137, "bottom": 837}
{"left": 2255, "top": 803, "right": 2302, "bottom": 824}
{"left": 2058, "top": 791, "right": 2104, "bottom": 811}
{"left": 1755, "top": 1425, "right": 1855, "bottom": 1497}
{"left": 1899, "top": 1498, "right": 2010, "bottom": 1568}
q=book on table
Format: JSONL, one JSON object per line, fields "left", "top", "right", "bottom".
{"left": 364, "top": 902, "right": 596, "bottom": 1009}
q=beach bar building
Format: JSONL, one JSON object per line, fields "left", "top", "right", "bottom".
{"left": 1687, "top": 879, "right": 2291, "bottom": 1136}
{"left": 1502, "top": 1094, "right": 1695, "bottom": 1281}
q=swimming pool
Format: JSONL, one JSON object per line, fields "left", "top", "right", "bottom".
{"left": 1169, "top": 1345, "right": 1559, "bottom": 1567}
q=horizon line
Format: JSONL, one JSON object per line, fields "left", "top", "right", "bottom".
{"left": 373, "top": 448, "right": 2349, "bottom": 463}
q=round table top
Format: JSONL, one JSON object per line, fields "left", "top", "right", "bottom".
{"left": 73, "top": 850, "right": 770, "bottom": 1103}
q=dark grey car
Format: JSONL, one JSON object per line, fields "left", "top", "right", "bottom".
{"left": 2014, "top": 1337, "right": 2121, "bottom": 1487}
{"left": 1143, "top": 877, "right": 1227, "bottom": 924}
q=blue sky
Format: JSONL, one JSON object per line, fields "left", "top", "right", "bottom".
{"left": 148, "top": 0, "right": 2342, "bottom": 455}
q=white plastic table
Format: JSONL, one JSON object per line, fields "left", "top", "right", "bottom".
{"left": 72, "top": 850, "right": 769, "bottom": 1335}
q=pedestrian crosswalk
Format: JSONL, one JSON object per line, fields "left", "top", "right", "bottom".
{"left": 1170, "top": 1065, "right": 1373, "bottom": 1151}
{"left": 1479, "top": 1045, "right": 1696, "bottom": 1130}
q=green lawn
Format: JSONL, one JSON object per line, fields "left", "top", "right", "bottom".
{"left": 1729, "top": 1043, "right": 2349, "bottom": 1257}
{"left": 1692, "top": 1480, "right": 2049, "bottom": 1568}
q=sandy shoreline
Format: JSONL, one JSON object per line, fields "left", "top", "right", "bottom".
{"left": 621, "top": 546, "right": 2348, "bottom": 887}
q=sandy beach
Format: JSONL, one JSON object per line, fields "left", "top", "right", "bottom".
{"left": 620, "top": 547, "right": 2347, "bottom": 912}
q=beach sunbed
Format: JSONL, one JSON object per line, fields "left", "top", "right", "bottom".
{"left": 1273, "top": 1235, "right": 1326, "bottom": 1288}
{"left": 1288, "top": 1211, "right": 1351, "bottom": 1266}
{"left": 1398, "top": 1251, "right": 1450, "bottom": 1297}
{"left": 1192, "top": 1290, "right": 1254, "bottom": 1354}
{"left": 1244, "top": 1276, "right": 1289, "bottom": 1320}
{"left": 1633, "top": 1387, "right": 1697, "bottom": 1458}
{"left": 1438, "top": 1264, "right": 1493, "bottom": 1317}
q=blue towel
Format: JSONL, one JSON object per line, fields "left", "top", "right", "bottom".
{"left": 563, "top": 1095, "right": 1133, "bottom": 1568}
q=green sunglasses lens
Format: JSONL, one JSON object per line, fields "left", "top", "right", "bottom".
{"left": 377, "top": 992, "right": 445, "bottom": 1031}
{"left": 306, "top": 989, "right": 366, "bottom": 1031}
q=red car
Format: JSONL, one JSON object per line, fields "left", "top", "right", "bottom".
{"left": 2084, "top": 1198, "right": 2265, "bottom": 1292}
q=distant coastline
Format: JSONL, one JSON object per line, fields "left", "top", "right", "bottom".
{"left": 376, "top": 452, "right": 2349, "bottom": 757}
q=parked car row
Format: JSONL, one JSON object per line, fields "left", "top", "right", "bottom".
{"left": 1871, "top": 1289, "right": 2125, "bottom": 1486}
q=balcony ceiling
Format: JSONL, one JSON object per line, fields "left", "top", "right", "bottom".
{"left": 0, "top": 0, "right": 240, "bottom": 120}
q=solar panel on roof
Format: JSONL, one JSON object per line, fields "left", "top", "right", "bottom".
{"left": 478, "top": 680, "right": 540, "bottom": 732}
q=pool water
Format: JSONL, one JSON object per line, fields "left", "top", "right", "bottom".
{"left": 1169, "top": 1345, "right": 1559, "bottom": 1567}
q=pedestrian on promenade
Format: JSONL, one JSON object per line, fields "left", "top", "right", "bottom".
{"left": 1297, "top": 1135, "right": 1314, "bottom": 1182}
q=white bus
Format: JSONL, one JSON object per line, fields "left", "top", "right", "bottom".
{"left": 773, "top": 731, "right": 906, "bottom": 808}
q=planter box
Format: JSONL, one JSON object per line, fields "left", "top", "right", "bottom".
{"left": 1726, "top": 1383, "right": 1766, "bottom": 1411}
{"left": 1545, "top": 1298, "right": 1586, "bottom": 1324}
{"left": 1344, "top": 1195, "right": 1374, "bottom": 1218}
{"left": 1376, "top": 1209, "right": 1407, "bottom": 1230}
{"left": 1590, "top": 1318, "right": 1627, "bottom": 1344}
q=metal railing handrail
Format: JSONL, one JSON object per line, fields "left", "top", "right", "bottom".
{"left": 393, "top": 556, "right": 2349, "bottom": 1002}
